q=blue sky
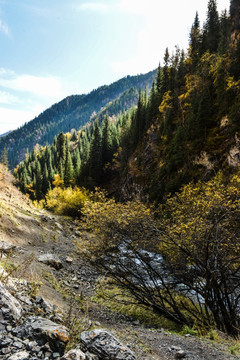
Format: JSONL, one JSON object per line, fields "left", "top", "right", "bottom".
{"left": 0, "top": 0, "right": 230, "bottom": 134}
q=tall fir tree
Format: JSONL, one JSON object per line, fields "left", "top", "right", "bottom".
{"left": 89, "top": 122, "right": 102, "bottom": 184}
{"left": 42, "top": 163, "right": 51, "bottom": 196}
{"left": 102, "top": 115, "right": 112, "bottom": 166}
{"left": 34, "top": 160, "right": 42, "bottom": 201}
{"left": 56, "top": 132, "right": 66, "bottom": 170}
{"left": 64, "top": 149, "right": 74, "bottom": 187}
{"left": 204, "top": 0, "right": 220, "bottom": 53}
{"left": 189, "top": 12, "right": 201, "bottom": 66}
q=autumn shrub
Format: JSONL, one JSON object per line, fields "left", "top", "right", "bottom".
{"left": 159, "top": 172, "right": 240, "bottom": 336}
{"left": 77, "top": 173, "right": 240, "bottom": 336}
{"left": 46, "top": 186, "right": 89, "bottom": 217}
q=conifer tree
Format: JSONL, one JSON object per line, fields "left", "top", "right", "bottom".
{"left": 135, "top": 89, "right": 145, "bottom": 144}
{"left": 161, "top": 48, "right": 170, "bottom": 96}
{"left": 218, "top": 10, "right": 231, "bottom": 54}
{"left": 24, "top": 149, "right": 30, "bottom": 165}
{"left": 42, "top": 163, "right": 51, "bottom": 195}
{"left": 204, "top": 0, "right": 220, "bottom": 53}
{"left": 156, "top": 63, "right": 163, "bottom": 97}
{"left": 89, "top": 122, "right": 102, "bottom": 184}
{"left": 64, "top": 149, "right": 74, "bottom": 187}
{"left": 35, "top": 160, "right": 42, "bottom": 200}
{"left": 57, "top": 132, "right": 66, "bottom": 168}
{"left": 73, "top": 148, "right": 81, "bottom": 180}
{"left": 20, "top": 167, "right": 28, "bottom": 194}
{"left": 189, "top": 12, "right": 201, "bottom": 65}
{"left": 71, "top": 129, "right": 78, "bottom": 142}
{"left": 58, "top": 159, "right": 65, "bottom": 181}
{"left": 102, "top": 115, "right": 112, "bottom": 166}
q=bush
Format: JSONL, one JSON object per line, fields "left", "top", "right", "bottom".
{"left": 46, "top": 186, "right": 89, "bottom": 217}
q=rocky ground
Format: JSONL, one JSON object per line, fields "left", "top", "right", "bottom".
{"left": 0, "top": 165, "right": 239, "bottom": 360}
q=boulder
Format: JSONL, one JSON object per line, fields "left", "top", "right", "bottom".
{"left": 0, "top": 241, "right": 16, "bottom": 254}
{"left": 80, "top": 329, "right": 135, "bottom": 360}
{"left": 7, "top": 351, "right": 30, "bottom": 360}
{"left": 55, "top": 222, "right": 63, "bottom": 231}
{"left": 66, "top": 257, "right": 73, "bottom": 264}
{"left": 61, "top": 349, "right": 87, "bottom": 360}
{"left": 0, "top": 281, "right": 23, "bottom": 320}
{"left": 38, "top": 253, "right": 63, "bottom": 269}
{"left": 19, "top": 316, "right": 69, "bottom": 355}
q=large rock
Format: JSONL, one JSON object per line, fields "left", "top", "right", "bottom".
{"left": 0, "top": 281, "right": 23, "bottom": 320}
{"left": 80, "top": 329, "right": 135, "bottom": 360}
{"left": 7, "top": 351, "right": 30, "bottom": 360}
{"left": 19, "top": 316, "right": 69, "bottom": 355}
{"left": 38, "top": 253, "right": 63, "bottom": 269}
{"left": 61, "top": 349, "right": 87, "bottom": 360}
{"left": 0, "top": 241, "right": 16, "bottom": 254}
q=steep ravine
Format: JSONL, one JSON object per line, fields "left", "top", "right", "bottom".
{"left": 0, "top": 165, "right": 239, "bottom": 360}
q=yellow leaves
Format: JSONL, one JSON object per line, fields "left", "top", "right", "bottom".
{"left": 79, "top": 193, "right": 156, "bottom": 257}
{"left": 226, "top": 76, "right": 240, "bottom": 92}
{"left": 52, "top": 174, "right": 64, "bottom": 188}
{"left": 160, "top": 171, "right": 240, "bottom": 264}
{"left": 26, "top": 182, "right": 34, "bottom": 193}
{"left": 46, "top": 186, "right": 89, "bottom": 217}
{"left": 159, "top": 91, "right": 173, "bottom": 116}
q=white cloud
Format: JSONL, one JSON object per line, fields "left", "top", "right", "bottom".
{"left": 111, "top": 0, "right": 196, "bottom": 75}
{"left": 0, "top": 68, "right": 14, "bottom": 76}
{"left": 0, "top": 91, "right": 20, "bottom": 105}
{"left": 0, "top": 18, "right": 9, "bottom": 35}
{"left": 0, "top": 107, "right": 36, "bottom": 134}
{"left": 0, "top": 69, "right": 67, "bottom": 133}
{"left": 0, "top": 70, "right": 62, "bottom": 98}
{"left": 77, "top": 3, "right": 109, "bottom": 12}
{"left": 116, "top": 0, "right": 150, "bottom": 14}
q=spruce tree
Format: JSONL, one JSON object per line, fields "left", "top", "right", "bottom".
{"left": 42, "top": 163, "right": 51, "bottom": 195}
{"left": 218, "top": 10, "right": 231, "bottom": 54}
{"left": 57, "top": 132, "right": 66, "bottom": 168}
{"left": 89, "top": 122, "right": 102, "bottom": 184}
{"left": 20, "top": 167, "right": 28, "bottom": 194}
{"left": 71, "top": 129, "right": 78, "bottom": 142}
{"left": 35, "top": 160, "right": 42, "bottom": 200}
{"left": 64, "top": 149, "right": 74, "bottom": 187}
{"left": 161, "top": 48, "right": 170, "bottom": 97}
{"left": 73, "top": 148, "right": 81, "bottom": 180}
{"left": 102, "top": 115, "right": 112, "bottom": 166}
{"left": 204, "top": 0, "right": 220, "bottom": 53}
{"left": 189, "top": 12, "right": 201, "bottom": 66}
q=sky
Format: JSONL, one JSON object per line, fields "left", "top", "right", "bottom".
{"left": 0, "top": 0, "right": 230, "bottom": 134}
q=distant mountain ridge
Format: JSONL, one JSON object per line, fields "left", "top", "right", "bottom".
{"left": 0, "top": 70, "right": 156, "bottom": 168}
{"left": 0, "top": 130, "right": 12, "bottom": 138}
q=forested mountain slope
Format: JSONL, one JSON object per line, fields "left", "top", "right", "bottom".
{"left": 0, "top": 70, "right": 156, "bottom": 168}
